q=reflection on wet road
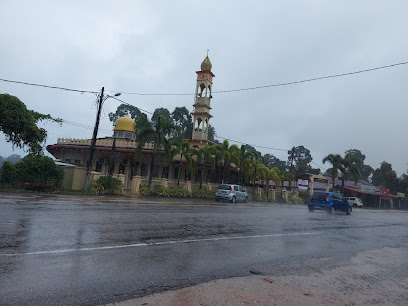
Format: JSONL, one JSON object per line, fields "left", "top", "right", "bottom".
{"left": 0, "top": 195, "right": 407, "bottom": 305}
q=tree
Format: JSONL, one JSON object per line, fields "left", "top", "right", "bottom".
{"left": 214, "top": 140, "right": 236, "bottom": 183}
{"left": 207, "top": 124, "right": 216, "bottom": 142}
{"left": 172, "top": 135, "right": 192, "bottom": 187}
{"left": 135, "top": 114, "right": 175, "bottom": 189}
{"left": 399, "top": 172, "right": 408, "bottom": 194}
{"left": 6, "top": 154, "right": 22, "bottom": 164}
{"left": 272, "top": 167, "right": 294, "bottom": 197}
{"left": 287, "top": 145, "right": 313, "bottom": 175}
{"left": 152, "top": 108, "right": 171, "bottom": 125}
{"left": 258, "top": 165, "right": 280, "bottom": 198}
{"left": 344, "top": 149, "right": 374, "bottom": 181}
{"left": 261, "top": 153, "right": 287, "bottom": 173}
{"left": 163, "top": 139, "right": 179, "bottom": 181}
{"left": 322, "top": 154, "right": 343, "bottom": 191}
{"left": 171, "top": 107, "right": 193, "bottom": 140}
{"left": 230, "top": 144, "right": 255, "bottom": 185}
{"left": 0, "top": 94, "right": 61, "bottom": 155}
{"left": 0, "top": 161, "right": 17, "bottom": 185}
{"left": 15, "top": 155, "right": 64, "bottom": 189}
{"left": 191, "top": 145, "right": 216, "bottom": 189}
{"left": 108, "top": 103, "right": 142, "bottom": 124}
{"left": 338, "top": 153, "right": 362, "bottom": 193}
{"left": 248, "top": 159, "right": 263, "bottom": 196}
{"left": 371, "top": 161, "right": 399, "bottom": 193}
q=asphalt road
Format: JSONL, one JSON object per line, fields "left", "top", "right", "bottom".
{"left": 0, "top": 194, "right": 407, "bottom": 305}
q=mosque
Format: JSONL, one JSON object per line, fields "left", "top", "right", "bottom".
{"left": 47, "top": 55, "right": 219, "bottom": 193}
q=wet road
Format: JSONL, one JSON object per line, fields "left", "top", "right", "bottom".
{"left": 0, "top": 194, "right": 407, "bottom": 305}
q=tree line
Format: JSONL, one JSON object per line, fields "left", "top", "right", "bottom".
{"left": 0, "top": 94, "right": 407, "bottom": 196}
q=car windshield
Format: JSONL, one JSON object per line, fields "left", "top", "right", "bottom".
{"left": 312, "top": 192, "right": 328, "bottom": 201}
{"left": 218, "top": 184, "right": 231, "bottom": 190}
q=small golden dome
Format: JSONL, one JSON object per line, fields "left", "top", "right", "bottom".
{"left": 114, "top": 116, "right": 135, "bottom": 132}
{"left": 201, "top": 56, "right": 212, "bottom": 71}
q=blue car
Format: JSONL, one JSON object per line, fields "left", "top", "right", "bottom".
{"left": 308, "top": 192, "right": 352, "bottom": 215}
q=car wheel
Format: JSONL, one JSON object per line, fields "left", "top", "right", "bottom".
{"left": 328, "top": 206, "right": 334, "bottom": 214}
{"left": 346, "top": 206, "right": 352, "bottom": 215}
{"left": 216, "top": 198, "right": 220, "bottom": 202}
{"left": 244, "top": 197, "right": 248, "bottom": 203}
{"left": 308, "top": 205, "right": 314, "bottom": 212}
{"left": 231, "top": 196, "right": 236, "bottom": 203}
{"left": 353, "top": 203, "right": 357, "bottom": 207}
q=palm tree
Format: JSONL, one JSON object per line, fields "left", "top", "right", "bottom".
{"left": 172, "top": 137, "right": 192, "bottom": 187}
{"left": 258, "top": 165, "right": 274, "bottom": 198}
{"left": 339, "top": 153, "right": 362, "bottom": 193}
{"left": 249, "top": 159, "right": 264, "bottom": 197}
{"left": 163, "top": 140, "right": 179, "bottom": 180}
{"left": 135, "top": 114, "right": 174, "bottom": 189}
{"left": 322, "top": 153, "right": 343, "bottom": 191}
{"left": 230, "top": 145, "right": 256, "bottom": 185}
{"left": 199, "top": 145, "right": 216, "bottom": 189}
{"left": 190, "top": 147, "right": 202, "bottom": 186}
{"left": 266, "top": 167, "right": 281, "bottom": 198}
{"left": 214, "top": 140, "right": 234, "bottom": 183}
{"left": 272, "top": 167, "right": 294, "bottom": 199}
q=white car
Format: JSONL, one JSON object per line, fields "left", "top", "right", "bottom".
{"left": 344, "top": 197, "right": 363, "bottom": 207}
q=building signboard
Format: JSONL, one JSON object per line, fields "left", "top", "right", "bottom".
{"left": 397, "top": 192, "right": 405, "bottom": 198}
{"left": 298, "top": 179, "right": 308, "bottom": 190}
{"left": 361, "top": 185, "right": 375, "bottom": 194}
{"left": 382, "top": 188, "right": 390, "bottom": 196}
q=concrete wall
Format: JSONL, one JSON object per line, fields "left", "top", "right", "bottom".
{"left": 61, "top": 166, "right": 102, "bottom": 190}
{"left": 61, "top": 166, "right": 87, "bottom": 190}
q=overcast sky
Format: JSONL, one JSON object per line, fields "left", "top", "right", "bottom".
{"left": 1, "top": 0, "right": 407, "bottom": 175}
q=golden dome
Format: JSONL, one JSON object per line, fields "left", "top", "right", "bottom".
{"left": 114, "top": 116, "right": 135, "bottom": 132}
{"left": 201, "top": 56, "right": 212, "bottom": 71}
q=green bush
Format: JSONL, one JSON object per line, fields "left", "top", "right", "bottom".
{"left": 297, "top": 192, "right": 311, "bottom": 204}
{"left": 1, "top": 154, "right": 64, "bottom": 191}
{"left": 91, "top": 176, "right": 124, "bottom": 195}
{"left": 167, "top": 187, "right": 191, "bottom": 198}
{"left": 192, "top": 188, "right": 216, "bottom": 199}
{"left": 248, "top": 193, "right": 275, "bottom": 202}
{"left": 156, "top": 186, "right": 170, "bottom": 197}
{"left": 0, "top": 161, "right": 17, "bottom": 185}
{"left": 138, "top": 184, "right": 150, "bottom": 196}
{"left": 154, "top": 186, "right": 193, "bottom": 198}
{"left": 289, "top": 195, "right": 304, "bottom": 204}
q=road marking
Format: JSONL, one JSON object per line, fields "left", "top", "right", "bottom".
{"left": 0, "top": 232, "right": 318, "bottom": 257}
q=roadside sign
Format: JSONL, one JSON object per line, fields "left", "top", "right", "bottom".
{"left": 361, "top": 185, "right": 375, "bottom": 194}
{"left": 298, "top": 179, "right": 308, "bottom": 190}
{"left": 397, "top": 192, "right": 405, "bottom": 198}
{"left": 382, "top": 188, "right": 390, "bottom": 196}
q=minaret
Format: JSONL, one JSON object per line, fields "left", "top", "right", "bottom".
{"left": 191, "top": 54, "right": 215, "bottom": 145}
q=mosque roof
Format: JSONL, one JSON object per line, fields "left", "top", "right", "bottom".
{"left": 114, "top": 116, "right": 135, "bottom": 132}
{"left": 201, "top": 56, "right": 212, "bottom": 71}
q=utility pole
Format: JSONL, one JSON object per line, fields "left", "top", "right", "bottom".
{"left": 84, "top": 87, "right": 104, "bottom": 190}
{"left": 289, "top": 146, "right": 295, "bottom": 173}
{"left": 108, "top": 135, "right": 117, "bottom": 176}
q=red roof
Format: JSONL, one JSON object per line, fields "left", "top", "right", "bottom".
{"left": 46, "top": 144, "right": 156, "bottom": 154}
{"left": 344, "top": 186, "right": 398, "bottom": 198}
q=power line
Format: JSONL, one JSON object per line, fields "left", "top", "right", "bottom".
{"left": 0, "top": 78, "right": 97, "bottom": 94}
{"left": 61, "top": 119, "right": 112, "bottom": 133}
{"left": 213, "top": 61, "right": 408, "bottom": 94}
{"left": 106, "top": 60, "right": 408, "bottom": 96}
{"left": 110, "top": 96, "right": 154, "bottom": 115}
{"left": 311, "top": 161, "right": 327, "bottom": 171}
{"left": 1, "top": 60, "right": 407, "bottom": 96}
{"left": 215, "top": 134, "right": 289, "bottom": 152}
